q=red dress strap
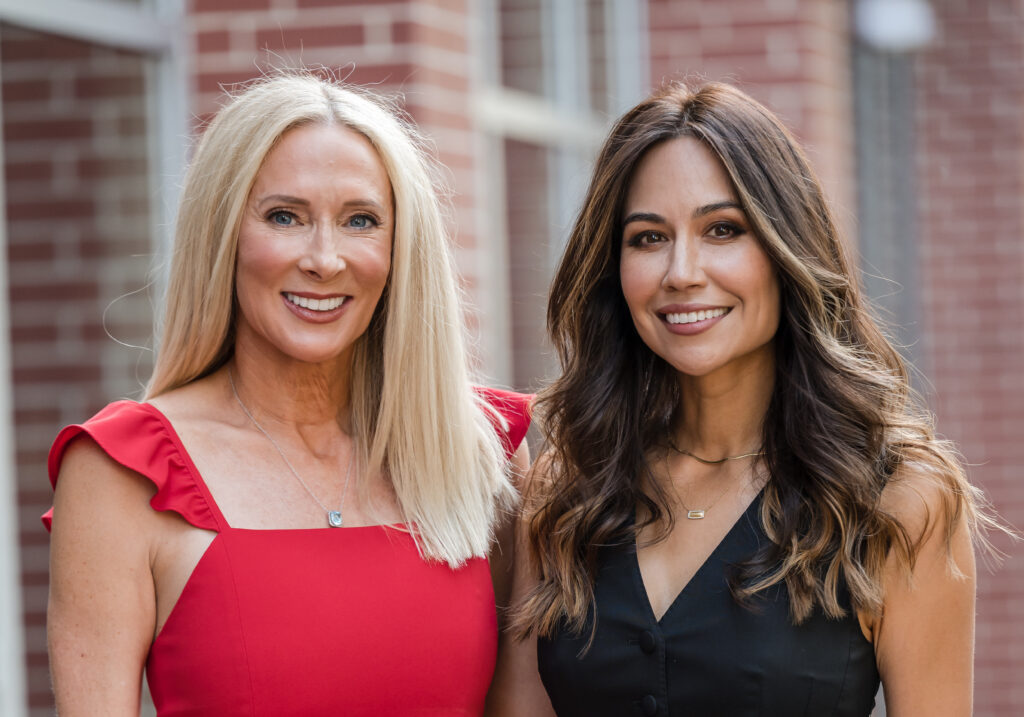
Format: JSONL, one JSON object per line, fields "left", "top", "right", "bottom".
{"left": 43, "top": 401, "right": 225, "bottom": 532}
{"left": 475, "top": 386, "right": 533, "bottom": 460}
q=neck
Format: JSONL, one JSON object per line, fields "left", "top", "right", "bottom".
{"left": 674, "top": 349, "right": 774, "bottom": 459}
{"left": 227, "top": 350, "right": 353, "bottom": 433}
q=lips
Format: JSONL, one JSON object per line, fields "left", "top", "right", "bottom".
{"left": 283, "top": 292, "right": 347, "bottom": 312}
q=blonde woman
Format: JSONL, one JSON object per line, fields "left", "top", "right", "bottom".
{"left": 490, "top": 82, "right": 999, "bottom": 716}
{"left": 45, "top": 74, "right": 530, "bottom": 716}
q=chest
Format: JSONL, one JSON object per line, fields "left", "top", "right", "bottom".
{"left": 177, "top": 423, "right": 402, "bottom": 530}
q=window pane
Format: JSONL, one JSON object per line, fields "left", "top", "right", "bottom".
{"left": 504, "top": 138, "right": 555, "bottom": 390}
{"left": 500, "top": 0, "right": 547, "bottom": 95}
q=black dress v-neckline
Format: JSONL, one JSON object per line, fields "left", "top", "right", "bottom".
{"left": 634, "top": 490, "right": 764, "bottom": 626}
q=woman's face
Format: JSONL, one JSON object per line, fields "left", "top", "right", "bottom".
{"left": 234, "top": 123, "right": 393, "bottom": 369}
{"left": 619, "top": 136, "right": 780, "bottom": 380}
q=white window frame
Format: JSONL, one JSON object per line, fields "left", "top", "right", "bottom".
{"left": 0, "top": 2, "right": 187, "bottom": 714}
{"left": 470, "top": 0, "right": 647, "bottom": 385}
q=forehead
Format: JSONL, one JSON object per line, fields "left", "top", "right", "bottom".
{"left": 625, "top": 137, "right": 735, "bottom": 210}
{"left": 253, "top": 123, "right": 392, "bottom": 199}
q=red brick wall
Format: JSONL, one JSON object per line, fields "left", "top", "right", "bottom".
{"left": 647, "top": 0, "right": 855, "bottom": 232}
{"left": 2, "top": 24, "right": 155, "bottom": 715}
{"left": 915, "top": 0, "right": 1024, "bottom": 712}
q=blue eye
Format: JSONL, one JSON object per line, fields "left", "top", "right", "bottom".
{"left": 268, "top": 210, "right": 296, "bottom": 226}
{"left": 349, "top": 214, "right": 377, "bottom": 229}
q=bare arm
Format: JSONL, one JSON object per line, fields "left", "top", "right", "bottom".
{"left": 486, "top": 455, "right": 557, "bottom": 717}
{"left": 872, "top": 471, "right": 977, "bottom": 716}
{"left": 48, "top": 438, "right": 159, "bottom": 716}
{"left": 490, "top": 440, "right": 531, "bottom": 612}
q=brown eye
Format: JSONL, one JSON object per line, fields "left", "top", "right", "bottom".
{"left": 708, "top": 222, "right": 744, "bottom": 240}
{"left": 628, "top": 231, "right": 664, "bottom": 248}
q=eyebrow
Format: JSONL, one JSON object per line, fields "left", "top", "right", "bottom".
{"left": 255, "top": 194, "right": 388, "bottom": 214}
{"left": 622, "top": 200, "right": 744, "bottom": 227}
{"left": 694, "top": 200, "right": 743, "bottom": 218}
{"left": 621, "top": 211, "right": 664, "bottom": 226}
{"left": 256, "top": 194, "right": 310, "bottom": 207}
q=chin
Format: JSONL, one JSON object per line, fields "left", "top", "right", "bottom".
{"left": 268, "top": 341, "right": 355, "bottom": 367}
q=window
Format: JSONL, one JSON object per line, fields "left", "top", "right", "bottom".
{"left": 474, "top": 0, "right": 648, "bottom": 390}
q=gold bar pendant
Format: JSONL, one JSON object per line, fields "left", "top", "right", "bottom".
{"left": 686, "top": 509, "right": 706, "bottom": 519}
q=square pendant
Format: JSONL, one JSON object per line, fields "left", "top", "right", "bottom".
{"left": 327, "top": 511, "right": 344, "bottom": 527}
{"left": 686, "top": 509, "right": 706, "bottom": 520}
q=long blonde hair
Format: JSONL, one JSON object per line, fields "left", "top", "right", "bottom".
{"left": 148, "top": 73, "right": 514, "bottom": 565}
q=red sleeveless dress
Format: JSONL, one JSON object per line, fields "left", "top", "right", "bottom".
{"left": 44, "top": 388, "right": 531, "bottom": 716}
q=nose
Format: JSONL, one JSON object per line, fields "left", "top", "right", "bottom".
{"left": 298, "top": 223, "right": 346, "bottom": 281}
{"left": 661, "top": 238, "right": 705, "bottom": 291}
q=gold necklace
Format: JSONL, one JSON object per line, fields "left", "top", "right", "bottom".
{"left": 663, "top": 443, "right": 760, "bottom": 520}
{"left": 668, "top": 437, "right": 764, "bottom": 466}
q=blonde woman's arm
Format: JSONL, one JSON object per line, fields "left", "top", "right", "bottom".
{"left": 486, "top": 455, "right": 557, "bottom": 717}
{"left": 871, "top": 469, "right": 977, "bottom": 717}
{"left": 48, "top": 439, "right": 158, "bottom": 716}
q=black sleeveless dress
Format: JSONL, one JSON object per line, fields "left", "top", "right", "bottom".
{"left": 537, "top": 493, "right": 880, "bottom": 716}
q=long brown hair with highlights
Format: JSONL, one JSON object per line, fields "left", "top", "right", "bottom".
{"left": 513, "top": 82, "right": 999, "bottom": 641}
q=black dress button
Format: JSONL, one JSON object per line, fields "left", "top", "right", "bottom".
{"left": 641, "top": 694, "right": 658, "bottom": 715}
{"left": 639, "top": 630, "right": 657, "bottom": 654}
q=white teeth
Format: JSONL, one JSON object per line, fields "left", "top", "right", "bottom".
{"left": 285, "top": 293, "right": 345, "bottom": 311}
{"left": 665, "top": 307, "right": 728, "bottom": 325}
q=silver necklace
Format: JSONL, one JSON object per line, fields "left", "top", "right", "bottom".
{"left": 228, "top": 370, "right": 354, "bottom": 528}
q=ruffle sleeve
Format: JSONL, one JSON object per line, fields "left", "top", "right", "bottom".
{"left": 475, "top": 386, "right": 533, "bottom": 461}
{"left": 43, "top": 401, "right": 223, "bottom": 533}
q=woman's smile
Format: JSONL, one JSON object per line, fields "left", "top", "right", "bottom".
{"left": 283, "top": 292, "right": 348, "bottom": 312}
{"left": 659, "top": 305, "right": 731, "bottom": 335}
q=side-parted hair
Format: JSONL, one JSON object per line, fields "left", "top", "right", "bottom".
{"left": 515, "top": 81, "right": 999, "bottom": 639}
{"left": 147, "top": 73, "right": 514, "bottom": 566}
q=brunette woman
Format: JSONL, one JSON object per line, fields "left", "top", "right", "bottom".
{"left": 489, "top": 82, "right": 996, "bottom": 716}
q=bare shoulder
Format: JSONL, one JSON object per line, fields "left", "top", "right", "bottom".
{"left": 147, "top": 373, "right": 243, "bottom": 467}
{"left": 522, "top": 449, "right": 556, "bottom": 498}
{"left": 148, "top": 371, "right": 230, "bottom": 425}
{"left": 878, "top": 460, "right": 967, "bottom": 549}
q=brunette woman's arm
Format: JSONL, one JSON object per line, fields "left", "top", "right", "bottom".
{"left": 486, "top": 454, "right": 557, "bottom": 717}
{"left": 490, "top": 441, "right": 531, "bottom": 613}
{"left": 48, "top": 438, "right": 158, "bottom": 716}
{"left": 871, "top": 469, "right": 977, "bottom": 717}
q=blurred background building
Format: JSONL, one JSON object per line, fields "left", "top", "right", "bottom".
{"left": 0, "top": 0, "right": 1020, "bottom": 714}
